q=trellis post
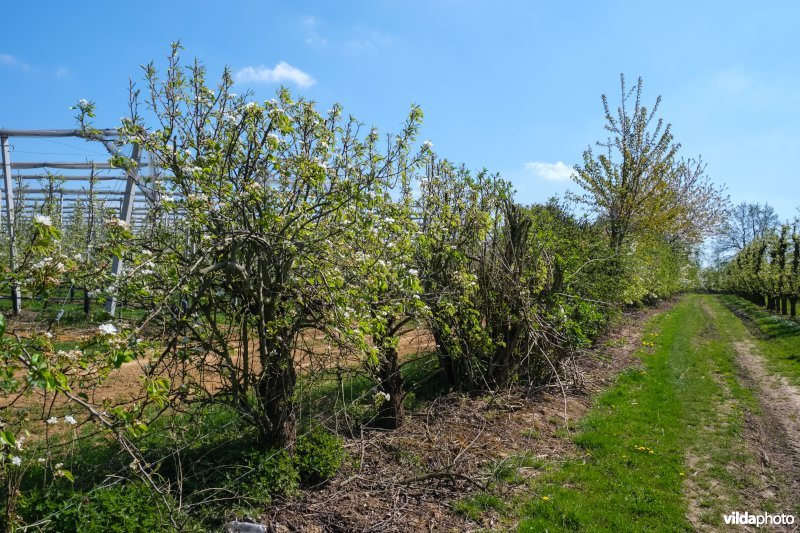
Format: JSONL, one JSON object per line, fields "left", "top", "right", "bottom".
{"left": 1, "top": 136, "right": 22, "bottom": 315}
{"left": 104, "top": 143, "right": 141, "bottom": 315}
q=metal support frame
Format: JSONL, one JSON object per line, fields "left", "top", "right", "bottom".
{"left": 0, "top": 129, "right": 174, "bottom": 318}
{"left": 1, "top": 136, "right": 22, "bottom": 315}
{"left": 104, "top": 143, "right": 141, "bottom": 315}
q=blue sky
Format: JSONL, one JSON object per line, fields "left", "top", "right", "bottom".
{"left": 2, "top": 0, "right": 798, "bottom": 220}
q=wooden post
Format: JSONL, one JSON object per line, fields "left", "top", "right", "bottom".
{"left": 1, "top": 136, "right": 22, "bottom": 315}
{"left": 105, "top": 144, "right": 141, "bottom": 315}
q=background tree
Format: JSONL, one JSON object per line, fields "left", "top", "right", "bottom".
{"left": 714, "top": 202, "right": 780, "bottom": 257}
{"left": 572, "top": 74, "right": 726, "bottom": 303}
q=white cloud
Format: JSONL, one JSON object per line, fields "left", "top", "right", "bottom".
{"left": 301, "top": 15, "right": 320, "bottom": 28}
{"left": 54, "top": 66, "right": 70, "bottom": 78}
{"left": 0, "top": 53, "right": 30, "bottom": 71}
{"left": 234, "top": 62, "right": 316, "bottom": 88}
{"left": 524, "top": 161, "right": 575, "bottom": 181}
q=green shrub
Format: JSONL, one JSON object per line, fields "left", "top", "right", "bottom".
{"left": 565, "top": 300, "right": 608, "bottom": 347}
{"left": 18, "top": 481, "right": 176, "bottom": 532}
{"left": 293, "top": 424, "right": 345, "bottom": 484}
{"left": 241, "top": 449, "right": 300, "bottom": 502}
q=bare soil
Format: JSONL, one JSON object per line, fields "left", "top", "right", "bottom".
{"left": 690, "top": 300, "right": 800, "bottom": 532}
{"left": 733, "top": 338, "right": 800, "bottom": 520}
{"left": 262, "top": 302, "right": 674, "bottom": 532}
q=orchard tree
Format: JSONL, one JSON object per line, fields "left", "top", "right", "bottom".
{"left": 108, "top": 43, "right": 426, "bottom": 448}
{"left": 415, "top": 159, "right": 507, "bottom": 389}
{"left": 348, "top": 191, "right": 428, "bottom": 428}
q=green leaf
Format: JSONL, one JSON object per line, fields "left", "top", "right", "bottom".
{"left": 0, "top": 430, "right": 16, "bottom": 448}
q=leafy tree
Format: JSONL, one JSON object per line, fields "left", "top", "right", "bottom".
{"left": 571, "top": 75, "right": 726, "bottom": 303}
{"left": 109, "top": 44, "right": 425, "bottom": 447}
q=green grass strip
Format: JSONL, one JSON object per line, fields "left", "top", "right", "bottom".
{"left": 510, "top": 294, "right": 756, "bottom": 532}
{"left": 718, "top": 294, "right": 800, "bottom": 387}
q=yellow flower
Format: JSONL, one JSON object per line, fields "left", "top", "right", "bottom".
{"left": 679, "top": 472, "right": 685, "bottom": 476}
{"left": 542, "top": 496, "right": 550, "bottom": 501}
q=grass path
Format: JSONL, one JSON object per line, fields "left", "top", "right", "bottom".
{"left": 481, "top": 294, "right": 799, "bottom": 531}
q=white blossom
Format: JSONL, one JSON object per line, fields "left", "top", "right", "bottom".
{"left": 98, "top": 323, "right": 118, "bottom": 336}
{"left": 64, "top": 415, "right": 77, "bottom": 425}
{"left": 33, "top": 214, "right": 53, "bottom": 227}
{"left": 10, "top": 456, "right": 21, "bottom": 466}
{"left": 408, "top": 268, "right": 419, "bottom": 276}
{"left": 106, "top": 218, "right": 131, "bottom": 230}
{"left": 46, "top": 417, "right": 58, "bottom": 425}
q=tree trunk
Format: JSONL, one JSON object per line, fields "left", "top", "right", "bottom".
{"left": 83, "top": 288, "right": 91, "bottom": 318}
{"left": 374, "top": 346, "right": 405, "bottom": 429}
{"left": 791, "top": 297, "right": 797, "bottom": 319}
{"left": 257, "top": 354, "right": 297, "bottom": 450}
{"left": 781, "top": 297, "right": 788, "bottom": 315}
{"left": 432, "top": 327, "right": 459, "bottom": 390}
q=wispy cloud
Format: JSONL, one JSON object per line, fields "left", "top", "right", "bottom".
{"left": 342, "top": 30, "right": 392, "bottom": 55}
{"left": 54, "top": 66, "right": 71, "bottom": 78}
{"left": 0, "top": 53, "right": 30, "bottom": 71}
{"left": 234, "top": 62, "right": 316, "bottom": 88}
{"left": 301, "top": 15, "right": 320, "bottom": 28}
{"left": 301, "top": 15, "right": 328, "bottom": 46}
{"left": 524, "top": 161, "right": 575, "bottom": 181}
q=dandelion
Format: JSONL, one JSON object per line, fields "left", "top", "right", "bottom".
{"left": 541, "top": 496, "right": 550, "bottom": 502}
{"left": 679, "top": 472, "right": 685, "bottom": 477}
{"left": 64, "top": 415, "right": 77, "bottom": 425}
{"left": 46, "top": 417, "right": 58, "bottom": 425}
{"left": 10, "top": 456, "right": 21, "bottom": 466}
{"left": 98, "top": 323, "right": 118, "bottom": 336}
{"left": 34, "top": 214, "right": 53, "bottom": 227}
